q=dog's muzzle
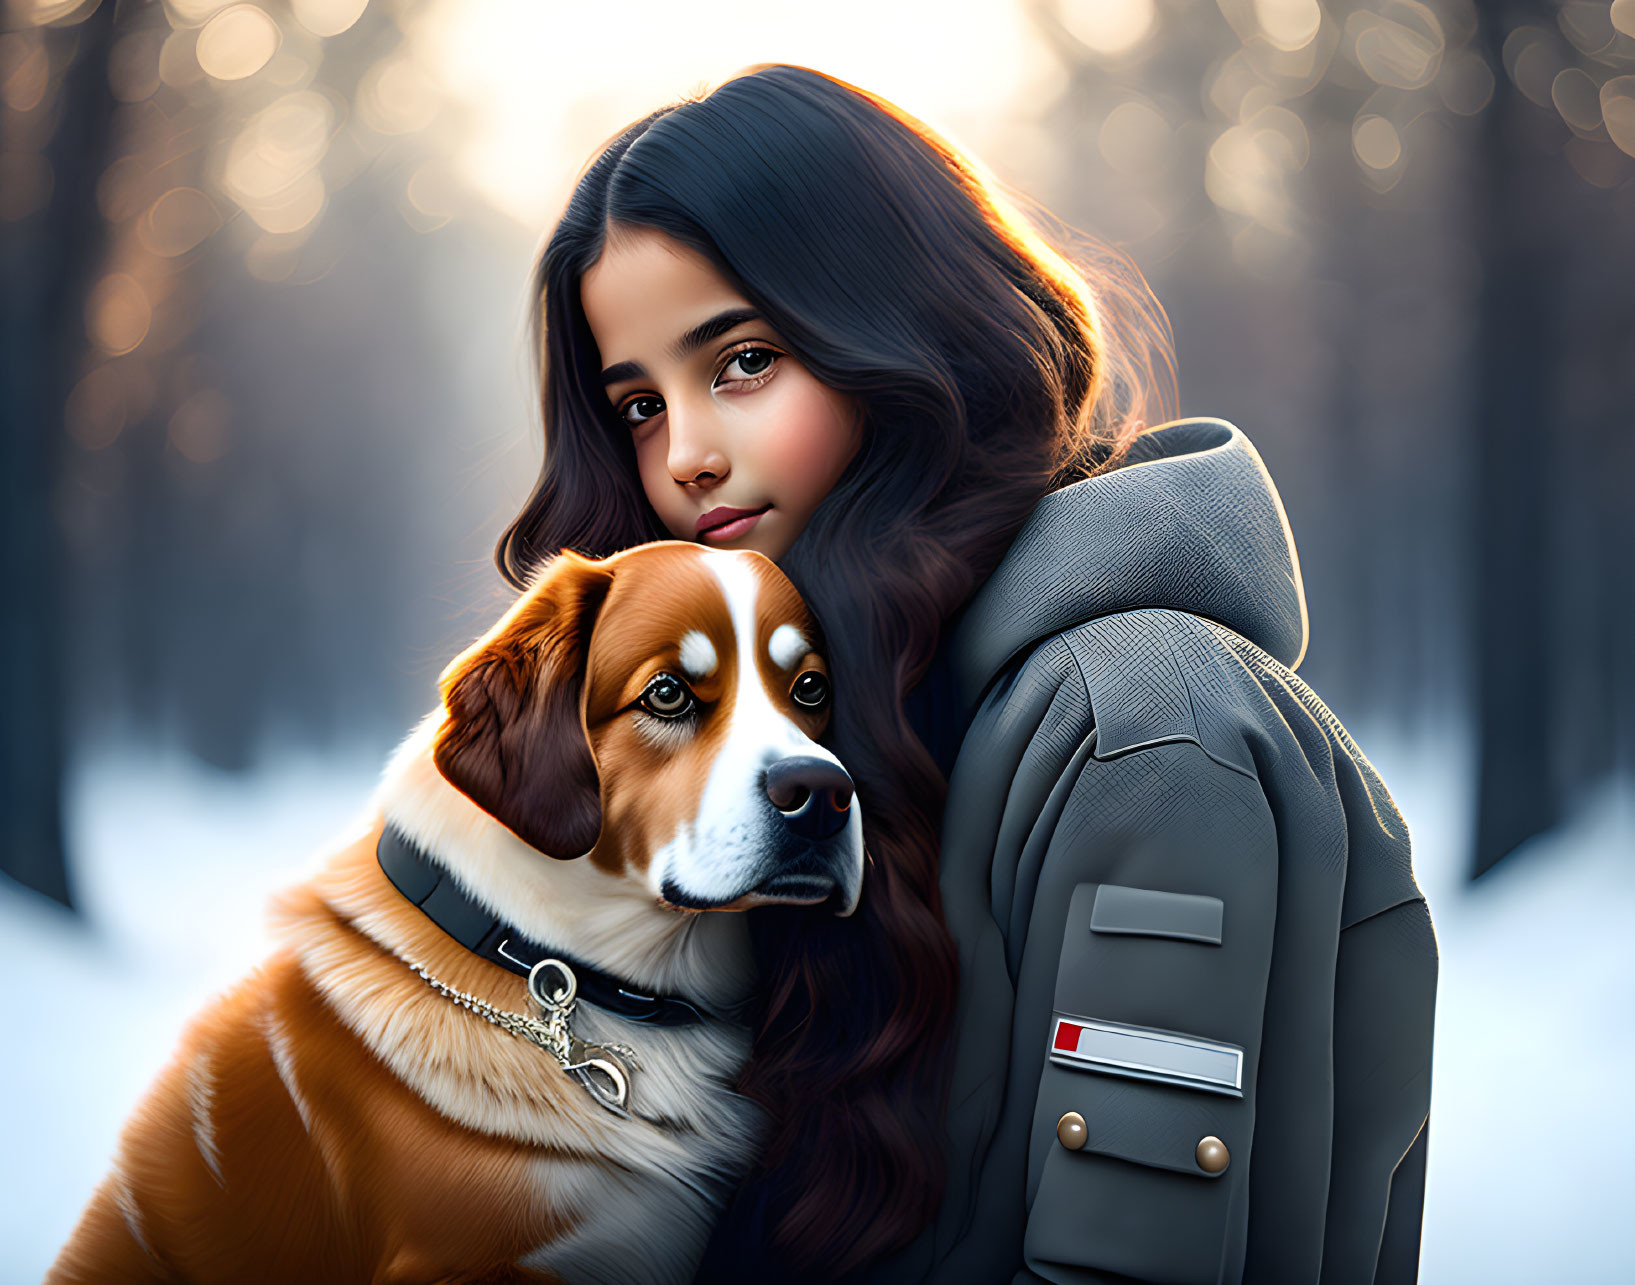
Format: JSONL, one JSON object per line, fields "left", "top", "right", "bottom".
{"left": 753, "top": 756, "right": 861, "bottom": 909}
{"left": 764, "top": 756, "right": 853, "bottom": 842}
{"left": 661, "top": 756, "right": 865, "bottom": 916}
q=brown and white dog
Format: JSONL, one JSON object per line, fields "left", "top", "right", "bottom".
{"left": 48, "top": 541, "right": 864, "bottom": 1285}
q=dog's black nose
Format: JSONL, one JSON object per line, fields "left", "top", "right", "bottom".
{"left": 765, "top": 757, "right": 853, "bottom": 842}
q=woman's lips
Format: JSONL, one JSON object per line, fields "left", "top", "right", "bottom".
{"left": 697, "top": 505, "right": 771, "bottom": 543}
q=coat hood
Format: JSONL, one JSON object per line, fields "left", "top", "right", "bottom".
{"left": 949, "top": 417, "right": 1309, "bottom": 716}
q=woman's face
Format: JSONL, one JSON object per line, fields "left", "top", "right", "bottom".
{"left": 581, "top": 226, "right": 862, "bottom": 562}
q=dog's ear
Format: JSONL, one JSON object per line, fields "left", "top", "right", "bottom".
{"left": 433, "top": 551, "right": 614, "bottom": 860}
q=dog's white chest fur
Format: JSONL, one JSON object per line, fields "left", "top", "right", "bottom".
{"left": 345, "top": 718, "right": 766, "bottom": 1283}
{"left": 518, "top": 1009, "right": 765, "bottom": 1284}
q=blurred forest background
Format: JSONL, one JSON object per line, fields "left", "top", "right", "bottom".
{"left": 4, "top": 0, "right": 1633, "bottom": 904}
{"left": 1, "top": 1, "right": 1633, "bottom": 1277}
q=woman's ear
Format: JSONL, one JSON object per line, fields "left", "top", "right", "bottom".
{"left": 432, "top": 552, "right": 614, "bottom": 860}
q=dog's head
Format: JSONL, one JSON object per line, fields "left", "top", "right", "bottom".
{"left": 433, "top": 542, "right": 864, "bottom": 915}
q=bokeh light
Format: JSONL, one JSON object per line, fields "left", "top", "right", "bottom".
{"left": 64, "top": 364, "right": 128, "bottom": 451}
{"left": 164, "top": 0, "right": 238, "bottom": 28}
{"left": 195, "top": 4, "right": 282, "bottom": 82}
{"left": 141, "top": 187, "right": 222, "bottom": 257}
{"left": 1602, "top": 76, "right": 1635, "bottom": 157}
{"left": 85, "top": 273, "right": 153, "bottom": 356}
{"left": 1353, "top": 113, "right": 1403, "bottom": 169}
{"left": 108, "top": 29, "right": 166, "bottom": 102}
{"left": 1254, "top": 0, "right": 1323, "bottom": 54}
{"left": 2, "top": 34, "right": 51, "bottom": 112}
{"left": 1557, "top": 2, "right": 1618, "bottom": 56}
{"left": 1615, "top": 0, "right": 1635, "bottom": 40}
{"left": 1503, "top": 26, "right": 1564, "bottom": 111}
{"left": 95, "top": 154, "right": 149, "bottom": 222}
{"left": 1348, "top": 2, "right": 1444, "bottom": 91}
{"left": 243, "top": 230, "right": 304, "bottom": 281}
{"left": 223, "top": 89, "right": 335, "bottom": 231}
{"left": 290, "top": 0, "right": 369, "bottom": 39}
{"left": 1057, "top": 0, "right": 1156, "bottom": 57}
{"left": 1098, "top": 98, "right": 1172, "bottom": 175}
{"left": 168, "top": 388, "right": 231, "bottom": 463}
{"left": 402, "top": 161, "right": 456, "bottom": 232}
{"left": 1206, "top": 118, "right": 1296, "bottom": 231}
{"left": 357, "top": 53, "right": 439, "bottom": 134}
{"left": 17, "top": 0, "right": 100, "bottom": 26}
{"left": 1551, "top": 67, "right": 1602, "bottom": 135}
{"left": 1437, "top": 46, "right": 1495, "bottom": 116}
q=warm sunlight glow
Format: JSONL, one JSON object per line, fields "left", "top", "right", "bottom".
{"left": 413, "top": 0, "right": 1050, "bottom": 230}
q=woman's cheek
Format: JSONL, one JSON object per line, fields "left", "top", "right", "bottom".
{"left": 757, "top": 377, "right": 860, "bottom": 506}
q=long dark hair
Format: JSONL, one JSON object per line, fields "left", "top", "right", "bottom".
{"left": 496, "top": 64, "right": 1175, "bottom": 1278}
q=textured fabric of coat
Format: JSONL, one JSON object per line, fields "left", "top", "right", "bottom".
{"left": 695, "top": 418, "right": 1437, "bottom": 1284}
{"left": 861, "top": 417, "right": 1437, "bottom": 1285}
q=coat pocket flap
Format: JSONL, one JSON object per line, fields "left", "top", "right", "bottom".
{"left": 1090, "top": 883, "right": 1224, "bottom": 944}
{"left": 1036, "top": 1061, "right": 1237, "bottom": 1179}
{"left": 1026, "top": 1062, "right": 1241, "bottom": 1284}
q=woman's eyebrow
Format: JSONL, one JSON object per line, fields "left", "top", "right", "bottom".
{"left": 599, "top": 307, "right": 763, "bottom": 386}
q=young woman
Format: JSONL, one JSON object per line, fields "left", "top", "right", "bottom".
{"left": 496, "top": 64, "right": 1437, "bottom": 1285}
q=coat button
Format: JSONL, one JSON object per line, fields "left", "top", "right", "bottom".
{"left": 1056, "top": 1112, "right": 1087, "bottom": 1150}
{"left": 1196, "top": 1135, "right": 1229, "bottom": 1173}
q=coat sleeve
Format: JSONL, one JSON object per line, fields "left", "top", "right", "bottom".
{"left": 1010, "top": 733, "right": 1278, "bottom": 1285}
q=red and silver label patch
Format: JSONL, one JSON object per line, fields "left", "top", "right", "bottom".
{"left": 1049, "top": 1013, "right": 1243, "bottom": 1097}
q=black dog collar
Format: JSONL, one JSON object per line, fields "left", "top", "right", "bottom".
{"left": 376, "top": 825, "right": 708, "bottom": 1028}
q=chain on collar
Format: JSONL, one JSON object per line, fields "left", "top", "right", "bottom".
{"left": 406, "top": 955, "right": 640, "bottom": 1118}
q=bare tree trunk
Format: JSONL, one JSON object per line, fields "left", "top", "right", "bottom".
{"left": 1468, "top": 1, "right": 1564, "bottom": 879}
{"left": 0, "top": 1, "right": 119, "bottom": 908}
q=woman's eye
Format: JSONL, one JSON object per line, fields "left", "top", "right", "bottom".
{"left": 640, "top": 674, "right": 696, "bottom": 719}
{"left": 620, "top": 395, "right": 665, "bottom": 427}
{"left": 717, "top": 347, "right": 779, "bottom": 386}
{"left": 791, "top": 671, "right": 830, "bottom": 709}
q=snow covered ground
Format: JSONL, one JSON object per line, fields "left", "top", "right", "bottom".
{"left": 2, "top": 725, "right": 1631, "bottom": 1283}
{"left": 0, "top": 740, "right": 388, "bottom": 1285}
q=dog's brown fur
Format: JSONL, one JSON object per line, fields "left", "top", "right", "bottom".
{"left": 50, "top": 828, "right": 586, "bottom": 1284}
{"left": 47, "top": 543, "right": 860, "bottom": 1285}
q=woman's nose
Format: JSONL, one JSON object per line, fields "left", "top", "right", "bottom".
{"left": 666, "top": 402, "right": 731, "bottom": 487}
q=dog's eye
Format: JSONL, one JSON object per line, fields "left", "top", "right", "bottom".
{"left": 791, "top": 671, "right": 830, "bottom": 709}
{"left": 640, "top": 675, "right": 695, "bottom": 719}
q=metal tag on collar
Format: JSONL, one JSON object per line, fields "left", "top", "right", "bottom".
{"left": 528, "top": 958, "right": 639, "bottom": 1116}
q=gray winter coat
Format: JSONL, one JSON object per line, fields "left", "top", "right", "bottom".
{"left": 864, "top": 417, "right": 1438, "bottom": 1284}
